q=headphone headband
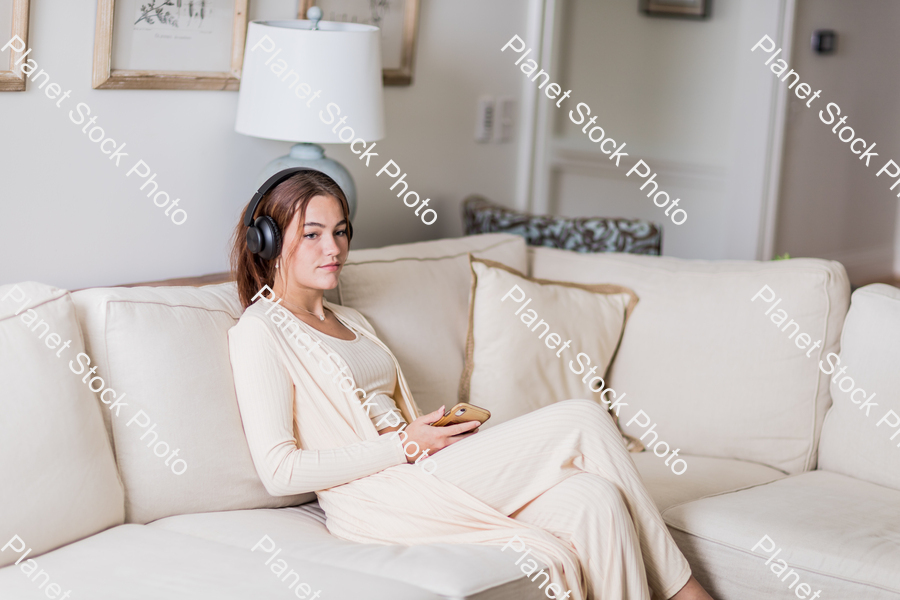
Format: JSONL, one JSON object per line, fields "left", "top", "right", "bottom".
{"left": 243, "top": 167, "right": 318, "bottom": 227}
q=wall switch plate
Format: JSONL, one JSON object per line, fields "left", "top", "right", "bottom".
{"left": 494, "top": 97, "right": 515, "bottom": 143}
{"left": 812, "top": 30, "right": 837, "bottom": 54}
{"left": 475, "top": 96, "right": 494, "bottom": 143}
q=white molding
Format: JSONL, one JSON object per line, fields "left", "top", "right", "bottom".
{"left": 522, "top": 0, "right": 793, "bottom": 261}
{"left": 513, "top": 0, "right": 548, "bottom": 211}
{"left": 529, "top": 0, "right": 564, "bottom": 215}
{"left": 550, "top": 139, "right": 729, "bottom": 188}
{"left": 720, "top": 0, "right": 794, "bottom": 260}
{"left": 759, "top": 0, "right": 797, "bottom": 260}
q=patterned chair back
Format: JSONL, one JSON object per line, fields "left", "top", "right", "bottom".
{"left": 461, "top": 196, "right": 662, "bottom": 255}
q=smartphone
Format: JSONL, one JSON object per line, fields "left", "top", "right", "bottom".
{"left": 431, "top": 403, "right": 491, "bottom": 427}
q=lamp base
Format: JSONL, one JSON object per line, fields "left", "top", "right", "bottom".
{"left": 256, "top": 143, "right": 358, "bottom": 221}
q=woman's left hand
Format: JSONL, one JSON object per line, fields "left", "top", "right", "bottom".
{"left": 381, "top": 405, "right": 481, "bottom": 462}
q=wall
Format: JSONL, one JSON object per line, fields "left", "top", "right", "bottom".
{"left": 774, "top": 0, "right": 900, "bottom": 283}
{"left": 0, "top": 0, "right": 528, "bottom": 290}
{"left": 544, "top": 0, "right": 787, "bottom": 260}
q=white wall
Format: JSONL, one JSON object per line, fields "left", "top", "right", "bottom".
{"left": 0, "top": 0, "right": 528, "bottom": 290}
{"left": 543, "top": 0, "right": 787, "bottom": 260}
{"left": 774, "top": 0, "right": 900, "bottom": 284}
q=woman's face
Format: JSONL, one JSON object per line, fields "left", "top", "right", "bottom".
{"left": 279, "top": 194, "right": 349, "bottom": 291}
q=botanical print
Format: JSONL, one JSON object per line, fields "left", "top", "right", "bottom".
{"left": 123, "top": 0, "right": 231, "bottom": 72}
{"left": 322, "top": 0, "right": 391, "bottom": 28}
{"left": 134, "top": 0, "right": 216, "bottom": 32}
{"left": 316, "top": 0, "right": 404, "bottom": 70}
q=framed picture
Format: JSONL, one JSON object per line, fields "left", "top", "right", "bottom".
{"left": 298, "top": 0, "right": 419, "bottom": 86}
{"left": 640, "top": 0, "right": 711, "bottom": 19}
{"left": 92, "top": 0, "right": 250, "bottom": 90}
{"left": 0, "top": 0, "right": 30, "bottom": 92}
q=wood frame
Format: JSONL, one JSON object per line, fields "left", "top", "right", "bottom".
{"left": 0, "top": 0, "right": 31, "bottom": 92}
{"left": 640, "top": 0, "right": 711, "bottom": 19}
{"left": 298, "top": 0, "right": 419, "bottom": 86}
{"left": 91, "top": 0, "right": 250, "bottom": 90}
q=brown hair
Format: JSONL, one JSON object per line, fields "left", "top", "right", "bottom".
{"left": 231, "top": 170, "right": 350, "bottom": 309}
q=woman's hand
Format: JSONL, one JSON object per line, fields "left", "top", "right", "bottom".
{"left": 382, "top": 406, "right": 481, "bottom": 463}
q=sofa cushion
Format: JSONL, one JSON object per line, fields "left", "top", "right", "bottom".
{"left": 663, "top": 471, "right": 900, "bottom": 600}
{"left": 151, "top": 504, "right": 547, "bottom": 600}
{"left": 70, "top": 283, "right": 310, "bottom": 524}
{"left": 460, "top": 257, "right": 638, "bottom": 443}
{"left": 332, "top": 233, "right": 527, "bottom": 414}
{"left": 631, "top": 453, "right": 786, "bottom": 512}
{"left": 0, "top": 282, "right": 123, "bottom": 569}
{"left": 0, "top": 524, "right": 442, "bottom": 600}
{"left": 818, "top": 284, "right": 900, "bottom": 490}
{"left": 529, "top": 248, "right": 850, "bottom": 474}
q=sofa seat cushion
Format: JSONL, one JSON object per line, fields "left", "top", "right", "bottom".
{"left": 151, "top": 504, "right": 547, "bottom": 600}
{"left": 0, "top": 524, "right": 438, "bottom": 600}
{"left": 631, "top": 453, "right": 787, "bottom": 512}
{"left": 331, "top": 233, "right": 527, "bottom": 414}
{"left": 70, "top": 283, "right": 311, "bottom": 525}
{"left": 0, "top": 282, "right": 123, "bottom": 569}
{"left": 529, "top": 247, "right": 850, "bottom": 474}
{"left": 662, "top": 471, "right": 900, "bottom": 600}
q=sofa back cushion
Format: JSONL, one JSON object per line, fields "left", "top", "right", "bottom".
{"left": 818, "top": 284, "right": 900, "bottom": 489}
{"left": 0, "top": 282, "right": 124, "bottom": 567}
{"left": 71, "top": 283, "right": 311, "bottom": 524}
{"left": 529, "top": 249, "right": 850, "bottom": 474}
{"left": 331, "top": 233, "right": 527, "bottom": 414}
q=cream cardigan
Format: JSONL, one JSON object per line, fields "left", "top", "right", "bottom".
{"left": 228, "top": 298, "right": 586, "bottom": 598}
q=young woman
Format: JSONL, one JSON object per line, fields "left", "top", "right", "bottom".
{"left": 228, "top": 169, "right": 714, "bottom": 600}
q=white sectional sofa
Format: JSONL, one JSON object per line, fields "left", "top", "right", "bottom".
{"left": 2, "top": 232, "right": 898, "bottom": 599}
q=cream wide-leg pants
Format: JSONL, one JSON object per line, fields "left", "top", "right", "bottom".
{"left": 429, "top": 399, "right": 692, "bottom": 600}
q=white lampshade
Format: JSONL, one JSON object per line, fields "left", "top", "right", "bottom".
{"left": 236, "top": 20, "right": 385, "bottom": 143}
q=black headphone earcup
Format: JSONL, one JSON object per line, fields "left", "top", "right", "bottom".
{"left": 254, "top": 216, "right": 282, "bottom": 261}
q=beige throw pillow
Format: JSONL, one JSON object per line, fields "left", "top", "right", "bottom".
{"left": 459, "top": 257, "right": 640, "bottom": 448}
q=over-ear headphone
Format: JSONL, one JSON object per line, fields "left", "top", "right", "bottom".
{"left": 243, "top": 167, "right": 354, "bottom": 261}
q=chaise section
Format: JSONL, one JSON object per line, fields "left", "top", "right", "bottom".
{"left": 662, "top": 471, "right": 900, "bottom": 600}
{"left": 150, "top": 504, "right": 547, "bottom": 600}
{"left": 0, "top": 282, "right": 124, "bottom": 569}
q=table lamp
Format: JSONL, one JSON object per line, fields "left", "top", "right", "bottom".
{"left": 235, "top": 8, "right": 385, "bottom": 219}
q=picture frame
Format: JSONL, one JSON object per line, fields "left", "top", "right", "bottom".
{"left": 640, "top": 0, "right": 711, "bottom": 19}
{"left": 0, "top": 0, "right": 31, "bottom": 92}
{"left": 92, "top": 0, "right": 250, "bottom": 90}
{"left": 298, "top": 0, "right": 419, "bottom": 86}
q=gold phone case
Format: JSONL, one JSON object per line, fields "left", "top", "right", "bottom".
{"left": 432, "top": 403, "right": 491, "bottom": 427}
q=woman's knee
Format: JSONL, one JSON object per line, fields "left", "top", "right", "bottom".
{"left": 562, "top": 474, "right": 630, "bottom": 524}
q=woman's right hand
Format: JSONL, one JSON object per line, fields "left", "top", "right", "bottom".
{"left": 400, "top": 405, "right": 480, "bottom": 463}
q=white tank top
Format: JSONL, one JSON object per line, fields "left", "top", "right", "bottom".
{"left": 300, "top": 321, "right": 406, "bottom": 431}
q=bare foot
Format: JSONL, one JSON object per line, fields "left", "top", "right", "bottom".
{"left": 669, "top": 575, "right": 714, "bottom": 600}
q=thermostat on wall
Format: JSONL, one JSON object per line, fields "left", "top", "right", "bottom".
{"left": 812, "top": 30, "right": 837, "bottom": 54}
